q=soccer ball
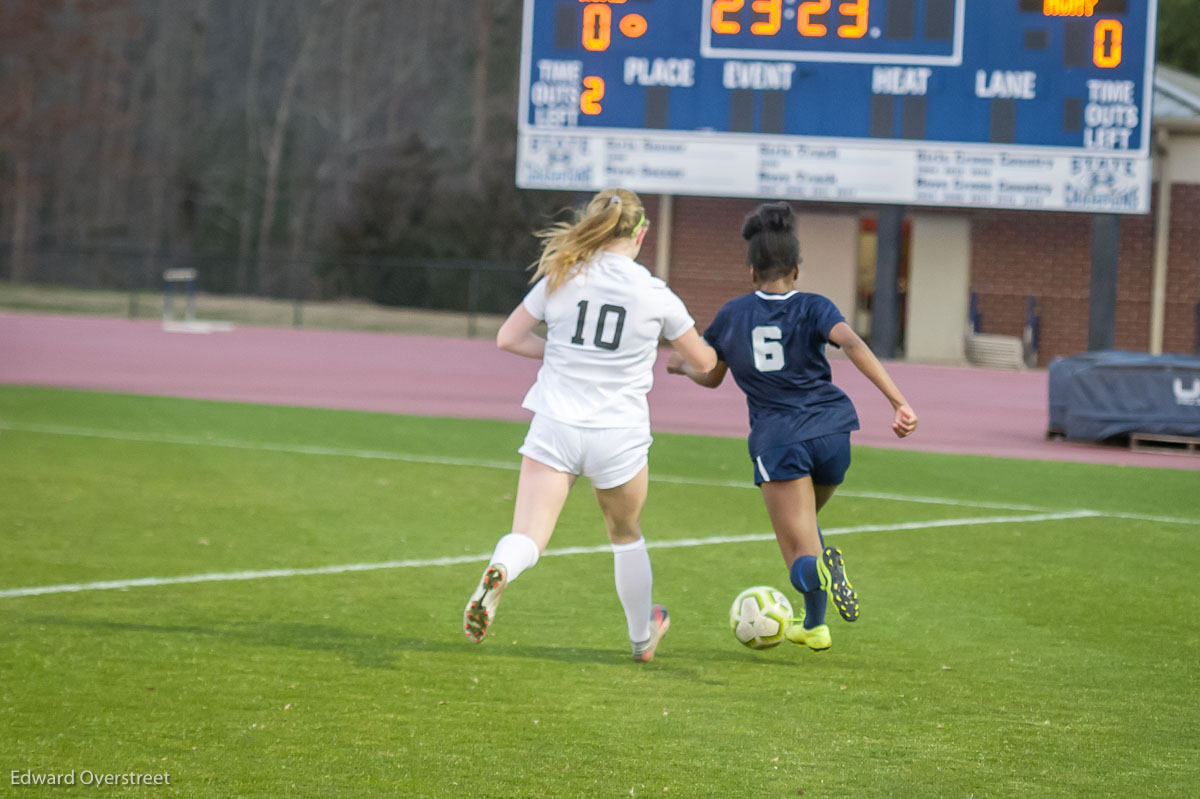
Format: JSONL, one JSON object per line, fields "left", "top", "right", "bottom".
{"left": 729, "top": 586, "right": 793, "bottom": 650}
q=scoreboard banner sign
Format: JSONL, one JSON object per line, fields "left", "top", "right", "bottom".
{"left": 516, "top": 0, "right": 1158, "bottom": 214}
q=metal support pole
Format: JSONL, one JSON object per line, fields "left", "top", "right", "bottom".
{"left": 290, "top": 257, "right": 303, "bottom": 327}
{"left": 1150, "top": 128, "right": 1171, "bottom": 355}
{"left": 466, "top": 268, "right": 481, "bottom": 338}
{"left": 1087, "top": 214, "right": 1120, "bottom": 352}
{"left": 654, "top": 194, "right": 673, "bottom": 282}
{"left": 185, "top": 277, "right": 197, "bottom": 322}
{"left": 872, "top": 205, "right": 905, "bottom": 359}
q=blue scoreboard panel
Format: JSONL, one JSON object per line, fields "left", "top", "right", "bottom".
{"left": 516, "top": 1, "right": 1158, "bottom": 213}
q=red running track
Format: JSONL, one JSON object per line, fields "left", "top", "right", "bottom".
{"left": 1, "top": 312, "right": 1195, "bottom": 471}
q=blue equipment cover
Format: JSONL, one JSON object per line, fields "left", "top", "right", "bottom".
{"left": 1048, "top": 351, "right": 1200, "bottom": 442}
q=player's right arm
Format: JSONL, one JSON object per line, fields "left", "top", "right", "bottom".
{"left": 496, "top": 303, "right": 546, "bottom": 360}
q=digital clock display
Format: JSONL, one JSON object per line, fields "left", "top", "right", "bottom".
{"left": 703, "top": 0, "right": 963, "bottom": 64}
{"left": 516, "top": 0, "right": 1158, "bottom": 213}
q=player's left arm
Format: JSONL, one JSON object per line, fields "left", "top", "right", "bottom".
{"left": 667, "top": 326, "right": 718, "bottom": 374}
{"left": 496, "top": 304, "right": 546, "bottom": 360}
{"left": 666, "top": 327, "right": 727, "bottom": 388}
{"left": 828, "top": 321, "right": 917, "bottom": 438}
{"left": 667, "top": 354, "right": 728, "bottom": 388}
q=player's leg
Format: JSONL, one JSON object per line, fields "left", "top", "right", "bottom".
{"left": 810, "top": 434, "right": 858, "bottom": 623}
{"left": 466, "top": 414, "right": 582, "bottom": 643}
{"left": 759, "top": 475, "right": 832, "bottom": 651}
{"left": 763, "top": 475, "right": 822, "bottom": 565}
{"left": 809, "top": 482, "right": 837, "bottom": 548}
{"left": 594, "top": 466, "right": 668, "bottom": 662}
{"left": 505, "top": 415, "right": 585, "bottom": 566}
{"left": 511, "top": 455, "right": 578, "bottom": 554}
{"left": 814, "top": 483, "right": 837, "bottom": 513}
{"left": 753, "top": 438, "right": 834, "bottom": 649}
{"left": 593, "top": 462, "right": 647, "bottom": 547}
{"left": 589, "top": 427, "right": 668, "bottom": 661}
{"left": 464, "top": 456, "right": 575, "bottom": 643}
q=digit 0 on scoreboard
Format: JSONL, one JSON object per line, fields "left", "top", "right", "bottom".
{"left": 1025, "top": 0, "right": 1128, "bottom": 68}
{"left": 581, "top": 1, "right": 648, "bottom": 52}
{"left": 1093, "top": 19, "right": 1122, "bottom": 68}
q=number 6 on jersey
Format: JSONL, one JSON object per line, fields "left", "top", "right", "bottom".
{"left": 752, "top": 325, "right": 784, "bottom": 372}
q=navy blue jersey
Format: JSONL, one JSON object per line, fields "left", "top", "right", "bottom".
{"left": 703, "top": 290, "right": 859, "bottom": 455}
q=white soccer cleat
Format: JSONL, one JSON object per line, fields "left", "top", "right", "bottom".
{"left": 463, "top": 564, "right": 507, "bottom": 643}
{"left": 631, "top": 604, "right": 670, "bottom": 662}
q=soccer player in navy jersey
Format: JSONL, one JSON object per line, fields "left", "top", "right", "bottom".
{"left": 669, "top": 201, "right": 917, "bottom": 652}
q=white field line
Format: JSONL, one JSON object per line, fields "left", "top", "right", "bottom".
{"left": 3, "top": 421, "right": 1199, "bottom": 525}
{"left": 652, "top": 474, "right": 1046, "bottom": 512}
{"left": 0, "top": 510, "right": 1098, "bottom": 600}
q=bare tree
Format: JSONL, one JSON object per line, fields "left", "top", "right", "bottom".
{"left": 3, "top": 0, "right": 552, "bottom": 294}
{"left": 256, "top": 1, "right": 327, "bottom": 293}
{"left": 469, "top": 0, "right": 494, "bottom": 191}
{"left": 236, "top": 0, "right": 268, "bottom": 292}
{"left": 0, "top": 0, "right": 68, "bottom": 279}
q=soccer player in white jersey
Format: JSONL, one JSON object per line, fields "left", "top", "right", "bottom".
{"left": 669, "top": 202, "right": 917, "bottom": 653}
{"left": 463, "top": 188, "right": 717, "bottom": 662}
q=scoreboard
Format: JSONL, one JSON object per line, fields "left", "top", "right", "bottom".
{"left": 516, "top": 0, "right": 1159, "bottom": 213}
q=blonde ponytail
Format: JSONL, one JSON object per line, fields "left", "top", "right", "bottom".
{"left": 531, "top": 188, "right": 646, "bottom": 293}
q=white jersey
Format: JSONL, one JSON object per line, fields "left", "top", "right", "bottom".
{"left": 520, "top": 252, "right": 695, "bottom": 429}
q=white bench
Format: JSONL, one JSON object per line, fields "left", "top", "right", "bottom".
{"left": 965, "top": 332, "right": 1027, "bottom": 370}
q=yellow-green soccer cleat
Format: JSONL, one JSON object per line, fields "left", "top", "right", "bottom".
{"left": 786, "top": 621, "right": 832, "bottom": 652}
{"left": 463, "top": 564, "right": 507, "bottom": 643}
{"left": 819, "top": 546, "right": 859, "bottom": 622}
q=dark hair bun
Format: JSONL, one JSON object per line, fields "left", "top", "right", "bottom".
{"left": 741, "top": 202, "right": 795, "bottom": 240}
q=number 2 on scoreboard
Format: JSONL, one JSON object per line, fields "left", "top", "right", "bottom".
{"left": 798, "top": 0, "right": 829, "bottom": 36}
{"left": 711, "top": 0, "right": 743, "bottom": 34}
{"left": 581, "top": 76, "right": 605, "bottom": 115}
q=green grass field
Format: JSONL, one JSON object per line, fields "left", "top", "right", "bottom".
{"left": 1, "top": 386, "right": 1197, "bottom": 797}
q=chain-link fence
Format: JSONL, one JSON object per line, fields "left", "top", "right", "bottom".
{"left": 0, "top": 245, "right": 533, "bottom": 337}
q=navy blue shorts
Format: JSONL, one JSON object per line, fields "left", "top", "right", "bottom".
{"left": 751, "top": 432, "right": 852, "bottom": 487}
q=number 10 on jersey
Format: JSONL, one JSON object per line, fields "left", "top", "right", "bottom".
{"left": 571, "top": 300, "right": 627, "bottom": 351}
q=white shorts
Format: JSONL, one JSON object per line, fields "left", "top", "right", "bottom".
{"left": 518, "top": 414, "right": 652, "bottom": 490}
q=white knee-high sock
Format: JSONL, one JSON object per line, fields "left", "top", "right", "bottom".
{"left": 612, "top": 538, "right": 653, "bottom": 642}
{"left": 490, "top": 533, "right": 540, "bottom": 582}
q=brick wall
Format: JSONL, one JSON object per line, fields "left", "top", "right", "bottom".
{"left": 665, "top": 195, "right": 860, "bottom": 329}
{"left": 1163, "top": 184, "right": 1200, "bottom": 355}
{"left": 970, "top": 184, "right": 1200, "bottom": 365}
{"left": 661, "top": 188, "right": 1200, "bottom": 365}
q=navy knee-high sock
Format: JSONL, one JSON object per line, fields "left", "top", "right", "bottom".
{"left": 788, "top": 555, "right": 827, "bottom": 630}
